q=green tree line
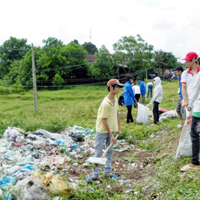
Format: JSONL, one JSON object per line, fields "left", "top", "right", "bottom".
{"left": 0, "top": 35, "right": 181, "bottom": 88}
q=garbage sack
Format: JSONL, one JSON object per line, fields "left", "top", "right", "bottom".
{"left": 160, "top": 110, "right": 178, "bottom": 122}
{"left": 3, "top": 127, "right": 24, "bottom": 141}
{"left": 32, "top": 140, "right": 46, "bottom": 149}
{"left": 136, "top": 103, "right": 150, "bottom": 124}
{"left": 15, "top": 176, "right": 50, "bottom": 200}
{"left": 175, "top": 110, "right": 192, "bottom": 158}
{"left": 32, "top": 171, "right": 73, "bottom": 197}
{"left": 35, "top": 129, "right": 73, "bottom": 144}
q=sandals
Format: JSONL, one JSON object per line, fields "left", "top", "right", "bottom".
{"left": 107, "top": 174, "right": 119, "bottom": 179}
{"left": 84, "top": 176, "right": 98, "bottom": 182}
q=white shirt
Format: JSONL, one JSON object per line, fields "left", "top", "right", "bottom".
{"left": 147, "top": 82, "right": 153, "bottom": 87}
{"left": 189, "top": 72, "right": 200, "bottom": 113}
{"left": 132, "top": 85, "right": 141, "bottom": 94}
{"left": 150, "top": 77, "right": 163, "bottom": 104}
{"left": 181, "top": 67, "right": 200, "bottom": 105}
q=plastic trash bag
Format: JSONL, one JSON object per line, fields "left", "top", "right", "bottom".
{"left": 32, "top": 171, "right": 72, "bottom": 197}
{"left": 175, "top": 110, "right": 192, "bottom": 158}
{"left": 3, "top": 127, "right": 24, "bottom": 142}
{"left": 0, "top": 176, "right": 16, "bottom": 188}
{"left": 35, "top": 129, "right": 73, "bottom": 144}
{"left": 15, "top": 176, "right": 50, "bottom": 200}
{"left": 160, "top": 110, "right": 178, "bottom": 122}
{"left": 136, "top": 103, "right": 150, "bottom": 124}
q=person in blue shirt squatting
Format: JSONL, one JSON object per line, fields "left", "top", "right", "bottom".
{"left": 123, "top": 74, "right": 137, "bottom": 123}
{"left": 175, "top": 66, "right": 185, "bottom": 128}
{"left": 138, "top": 77, "right": 146, "bottom": 104}
{"left": 146, "top": 82, "right": 153, "bottom": 98}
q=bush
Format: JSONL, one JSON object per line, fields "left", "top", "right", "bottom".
{"left": 0, "top": 86, "right": 11, "bottom": 95}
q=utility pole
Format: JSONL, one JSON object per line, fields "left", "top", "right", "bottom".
{"left": 146, "top": 68, "right": 148, "bottom": 80}
{"left": 31, "top": 44, "right": 38, "bottom": 112}
{"left": 90, "top": 29, "right": 92, "bottom": 42}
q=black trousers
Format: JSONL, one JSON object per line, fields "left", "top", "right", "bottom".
{"left": 126, "top": 105, "right": 133, "bottom": 123}
{"left": 135, "top": 94, "right": 140, "bottom": 102}
{"left": 153, "top": 101, "right": 159, "bottom": 124}
{"left": 190, "top": 116, "right": 200, "bottom": 165}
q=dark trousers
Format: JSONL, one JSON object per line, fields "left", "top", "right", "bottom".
{"left": 126, "top": 105, "right": 133, "bottom": 123}
{"left": 135, "top": 94, "right": 140, "bottom": 102}
{"left": 190, "top": 116, "right": 200, "bottom": 165}
{"left": 153, "top": 101, "right": 159, "bottom": 124}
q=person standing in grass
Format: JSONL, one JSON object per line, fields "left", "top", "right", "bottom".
{"left": 146, "top": 82, "right": 153, "bottom": 98}
{"left": 147, "top": 77, "right": 163, "bottom": 125}
{"left": 181, "top": 52, "right": 200, "bottom": 110}
{"left": 175, "top": 66, "right": 185, "bottom": 128}
{"left": 132, "top": 82, "right": 141, "bottom": 102}
{"left": 138, "top": 78, "right": 146, "bottom": 104}
{"left": 85, "top": 79, "right": 122, "bottom": 181}
{"left": 123, "top": 74, "right": 137, "bottom": 123}
{"left": 180, "top": 55, "right": 200, "bottom": 171}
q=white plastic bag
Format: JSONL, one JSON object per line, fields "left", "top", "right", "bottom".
{"left": 175, "top": 110, "right": 192, "bottom": 158}
{"left": 160, "top": 110, "right": 178, "bottom": 122}
{"left": 136, "top": 103, "right": 150, "bottom": 124}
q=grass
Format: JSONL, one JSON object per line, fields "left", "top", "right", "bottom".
{"left": 1, "top": 79, "right": 198, "bottom": 199}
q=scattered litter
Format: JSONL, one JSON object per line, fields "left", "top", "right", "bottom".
{"left": 115, "top": 148, "right": 129, "bottom": 152}
{"left": 0, "top": 125, "right": 131, "bottom": 198}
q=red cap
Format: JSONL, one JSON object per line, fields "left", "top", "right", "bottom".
{"left": 107, "top": 79, "right": 124, "bottom": 87}
{"left": 182, "top": 52, "right": 198, "bottom": 61}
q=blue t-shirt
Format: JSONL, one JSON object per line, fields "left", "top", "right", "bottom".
{"left": 123, "top": 81, "right": 136, "bottom": 106}
{"left": 139, "top": 81, "right": 146, "bottom": 95}
{"left": 178, "top": 76, "right": 183, "bottom": 99}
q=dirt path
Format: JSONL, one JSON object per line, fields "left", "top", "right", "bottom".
{"left": 67, "top": 127, "right": 180, "bottom": 199}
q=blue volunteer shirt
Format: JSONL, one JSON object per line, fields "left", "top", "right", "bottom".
{"left": 139, "top": 81, "right": 146, "bottom": 95}
{"left": 123, "top": 81, "right": 136, "bottom": 106}
{"left": 178, "top": 76, "right": 183, "bottom": 99}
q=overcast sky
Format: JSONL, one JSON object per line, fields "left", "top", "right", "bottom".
{"left": 1, "top": 0, "right": 200, "bottom": 62}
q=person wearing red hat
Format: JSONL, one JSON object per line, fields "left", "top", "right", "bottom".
{"left": 180, "top": 56, "right": 200, "bottom": 171}
{"left": 181, "top": 52, "right": 199, "bottom": 109}
{"left": 176, "top": 52, "right": 200, "bottom": 159}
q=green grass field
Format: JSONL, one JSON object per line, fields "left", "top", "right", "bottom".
{"left": 1, "top": 80, "right": 200, "bottom": 199}
{"left": 0, "top": 80, "right": 179, "bottom": 136}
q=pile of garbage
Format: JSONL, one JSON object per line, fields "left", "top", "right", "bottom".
{"left": 0, "top": 125, "right": 96, "bottom": 199}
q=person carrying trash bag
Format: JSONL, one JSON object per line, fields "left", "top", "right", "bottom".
{"left": 123, "top": 74, "right": 137, "bottom": 123}
{"left": 85, "top": 79, "right": 122, "bottom": 182}
{"left": 180, "top": 54, "right": 200, "bottom": 171}
{"left": 147, "top": 77, "right": 163, "bottom": 125}
{"left": 176, "top": 52, "right": 200, "bottom": 160}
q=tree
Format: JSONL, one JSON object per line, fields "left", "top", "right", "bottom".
{"left": 0, "top": 37, "right": 30, "bottom": 78}
{"left": 88, "top": 45, "right": 115, "bottom": 78}
{"left": 113, "top": 35, "right": 154, "bottom": 77}
{"left": 154, "top": 50, "right": 178, "bottom": 69}
{"left": 42, "top": 37, "right": 64, "bottom": 48}
{"left": 61, "top": 42, "right": 88, "bottom": 79}
{"left": 19, "top": 40, "right": 88, "bottom": 87}
{"left": 19, "top": 46, "right": 42, "bottom": 87}
{"left": 82, "top": 42, "right": 98, "bottom": 54}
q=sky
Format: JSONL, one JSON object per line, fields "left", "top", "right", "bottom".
{"left": 1, "top": 0, "right": 200, "bottom": 62}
